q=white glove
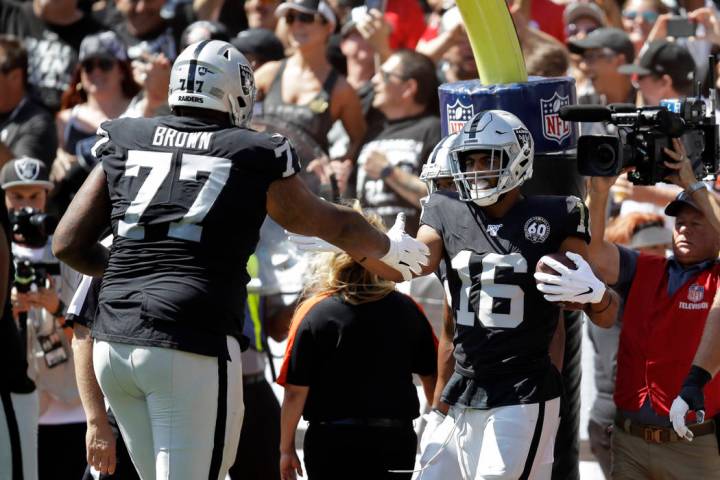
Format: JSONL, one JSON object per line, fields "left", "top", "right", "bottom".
{"left": 534, "top": 251, "right": 606, "bottom": 304}
{"left": 669, "top": 396, "right": 695, "bottom": 441}
{"left": 286, "top": 233, "right": 342, "bottom": 253}
{"left": 419, "top": 409, "right": 446, "bottom": 453}
{"left": 379, "top": 213, "right": 430, "bottom": 281}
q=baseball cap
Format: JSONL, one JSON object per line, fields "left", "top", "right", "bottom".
{"left": 276, "top": 0, "right": 337, "bottom": 29}
{"left": 568, "top": 27, "right": 635, "bottom": 63}
{"left": 618, "top": 40, "right": 695, "bottom": 86}
{"left": 665, "top": 188, "right": 705, "bottom": 216}
{"left": 231, "top": 29, "right": 285, "bottom": 62}
{"left": 563, "top": 2, "right": 605, "bottom": 26}
{"left": 0, "top": 157, "right": 53, "bottom": 190}
{"left": 79, "top": 31, "right": 127, "bottom": 62}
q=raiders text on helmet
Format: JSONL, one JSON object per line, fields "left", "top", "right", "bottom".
{"left": 169, "top": 40, "right": 256, "bottom": 128}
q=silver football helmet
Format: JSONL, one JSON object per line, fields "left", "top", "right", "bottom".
{"left": 448, "top": 110, "right": 534, "bottom": 206}
{"left": 169, "top": 40, "right": 255, "bottom": 128}
{"left": 420, "top": 133, "right": 456, "bottom": 194}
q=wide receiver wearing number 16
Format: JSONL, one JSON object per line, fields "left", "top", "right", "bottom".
{"left": 295, "top": 110, "right": 620, "bottom": 479}
{"left": 51, "top": 40, "right": 429, "bottom": 480}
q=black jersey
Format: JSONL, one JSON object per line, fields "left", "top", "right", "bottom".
{"left": 93, "top": 115, "right": 300, "bottom": 356}
{"left": 420, "top": 191, "right": 590, "bottom": 408}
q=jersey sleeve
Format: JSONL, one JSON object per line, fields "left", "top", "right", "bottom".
{"left": 419, "top": 192, "right": 445, "bottom": 235}
{"left": 562, "top": 195, "right": 591, "bottom": 244}
{"left": 261, "top": 134, "right": 302, "bottom": 180}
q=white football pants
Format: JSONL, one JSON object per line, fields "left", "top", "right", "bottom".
{"left": 0, "top": 390, "right": 38, "bottom": 480}
{"left": 93, "top": 338, "right": 244, "bottom": 480}
{"left": 415, "top": 397, "right": 560, "bottom": 480}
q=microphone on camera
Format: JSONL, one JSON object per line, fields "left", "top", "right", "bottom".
{"left": 558, "top": 105, "right": 612, "bottom": 122}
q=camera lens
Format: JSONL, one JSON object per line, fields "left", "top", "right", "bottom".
{"left": 593, "top": 143, "right": 618, "bottom": 175}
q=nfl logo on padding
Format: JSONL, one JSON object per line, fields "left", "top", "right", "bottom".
{"left": 447, "top": 99, "right": 474, "bottom": 134}
{"left": 540, "top": 92, "right": 571, "bottom": 144}
{"left": 688, "top": 284, "right": 705, "bottom": 303}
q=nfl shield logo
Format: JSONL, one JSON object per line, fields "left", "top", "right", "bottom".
{"left": 688, "top": 285, "right": 705, "bottom": 303}
{"left": 540, "top": 92, "right": 571, "bottom": 144}
{"left": 446, "top": 99, "right": 474, "bottom": 134}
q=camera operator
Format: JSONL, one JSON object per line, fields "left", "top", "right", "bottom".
{"left": 610, "top": 40, "right": 697, "bottom": 217}
{"left": 2, "top": 157, "right": 84, "bottom": 479}
{"left": 587, "top": 138, "right": 720, "bottom": 479}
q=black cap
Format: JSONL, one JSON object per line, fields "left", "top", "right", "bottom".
{"left": 568, "top": 27, "right": 635, "bottom": 63}
{"left": 665, "top": 189, "right": 703, "bottom": 216}
{"left": 79, "top": 31, "right": 127, "bottom": 62}
{"left": 231, "top": 29, "right": 285, "bottom": 62}
{"left": 618, "top": 40, "right": 695, "bottom": 87}
{"left": 0, "top": 157, "right": 53, "bottom": 190}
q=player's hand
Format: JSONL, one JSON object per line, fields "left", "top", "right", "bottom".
{"left": 286, "top": 233, "right": 342, "bottom": 253}
{"left": 670, "top": 365, "right": 712, "bottom": 441}
{"left": 86, "top": 420, "right": 117, "bottom": 475}
{"left": 280, "top": 450, "right": 303, "bottom": 480}
{"left": 534, "top": 252, "right": 606, "bottom": 304}
{"left": 379, "top": 213, "right": 430, "bottom": 281}
{"left": 419, "top": 409, "right": 446, "bottom": 453}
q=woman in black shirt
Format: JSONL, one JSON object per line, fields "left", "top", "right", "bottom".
{"left": 278, "top": 206, "right": 437, "bottom": 480}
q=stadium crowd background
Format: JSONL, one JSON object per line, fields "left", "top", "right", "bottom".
{"left": 2, "top": 0, "right": 720, "bottom": 478}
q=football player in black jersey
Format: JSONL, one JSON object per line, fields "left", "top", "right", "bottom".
{"left": 413, "top": 111, "right": 619, "bottom": 479}
{"left": 51, "top": 40, "right": 429, "bottom": 480}
{"left": 294, "top": 110, "right": 619, "bottom": 479}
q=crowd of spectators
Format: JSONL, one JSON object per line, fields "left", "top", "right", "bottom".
{"left": 3, "top": 0, "right": 720, "bottom": 479}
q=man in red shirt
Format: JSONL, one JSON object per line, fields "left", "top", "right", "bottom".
{"left": 587, "top": 139, "right": 720, "bottom": 479}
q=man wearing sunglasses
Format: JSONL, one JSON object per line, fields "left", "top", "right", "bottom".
{"left": 356, "top": 49, "right": 441, "bottom": 237}
{"left": 618, "top": 39, "right": 696, "bottom": 107}
{"left": 568, "top": 28, "right": 636, "bottom": 136}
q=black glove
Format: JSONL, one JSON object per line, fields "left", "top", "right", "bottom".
{"left": 679, "top": 365, "right": 712, "bottom": 423}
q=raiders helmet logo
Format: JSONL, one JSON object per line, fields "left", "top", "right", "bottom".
{"left": 239, "top": 64, "right": 253, "bottom": 96}
{"left": 513, "top": 127, "right": 532, "bottom": 155}
{"left": 14, "top": 158, "right": 41, "bottom": 181}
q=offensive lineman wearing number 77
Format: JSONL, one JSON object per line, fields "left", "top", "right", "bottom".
{"left": 51, "top": 40, "right": 429, "bottom": 480}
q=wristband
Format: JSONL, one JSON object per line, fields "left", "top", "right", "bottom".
{"left": 380, "top": 165, "right": 395, "bottom": 179}
{"left": 683, "top": 365, "right": 712, "bottom": 389}
{"left": 686, "top": 181, "right": 706, "bottom": 195}
{"left": 585, "top": 290, "right": 612, "bottom": 315}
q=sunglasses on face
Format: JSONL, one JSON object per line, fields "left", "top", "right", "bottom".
{"left": 379, "top": 69, "right": 407, "bottom": 83}
{"left": 622, "top": 10, "right": 659, "bottom": 23}
{"left": 566, "top": 23, "right": 599, "bottom": 37}
{"left": 286, "top": 11, "right": 318, "bottom": 24}
{"left": 582, "top": 49, "right": 616, "bottom": 63}
{"left": 81, "top": 58, "right": 115, "bottom": 73}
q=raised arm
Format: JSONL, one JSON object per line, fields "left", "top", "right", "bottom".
{"left": 52, "top": 165, "right": 111, "bottom": 276}
{"left": 267, "top": 175, "right": 432, "bottom": 280}
{"left": 587, "top": 176, "right": 621, "bottom": 285}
